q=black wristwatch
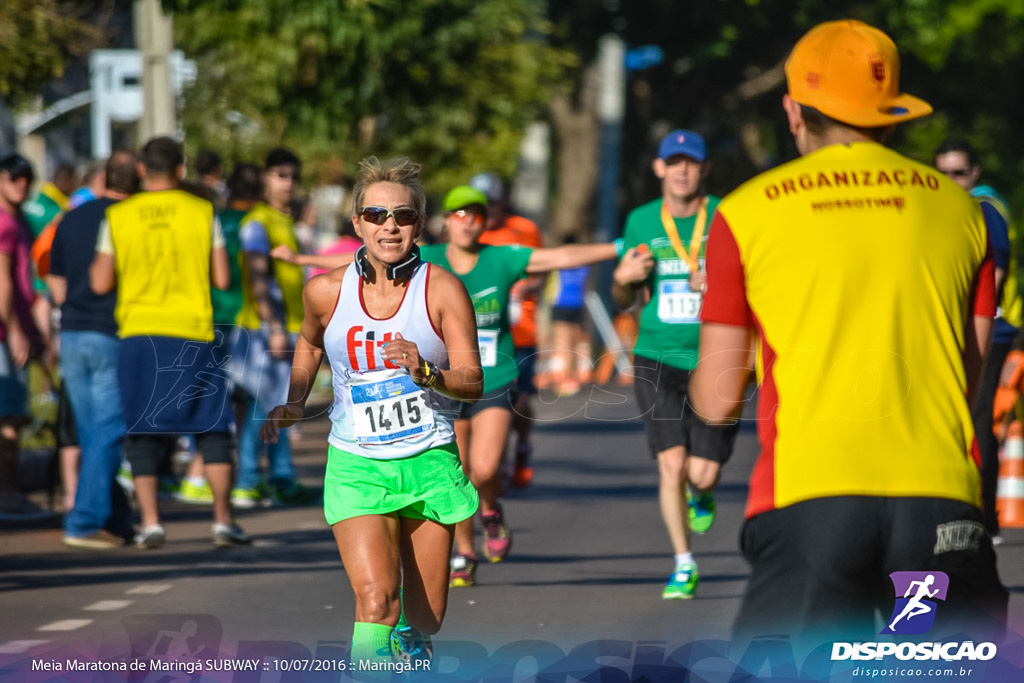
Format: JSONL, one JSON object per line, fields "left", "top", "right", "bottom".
{"left": 417, "top": 360, "right": 440, "bottom": 389}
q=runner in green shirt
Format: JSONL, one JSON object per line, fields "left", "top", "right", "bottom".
{"left": 427, "top": 185, "right": 624, "bottom": 588}
{"left": 611, "top": 129, "right": 739, "bottom": 600}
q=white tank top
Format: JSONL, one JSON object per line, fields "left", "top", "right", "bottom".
{"left": 323, "top": 261, "right": 456, "bottom": 459}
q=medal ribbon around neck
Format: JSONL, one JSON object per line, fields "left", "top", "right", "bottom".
{"left": 659, "top": 196, "right": 708, "bottom": 272}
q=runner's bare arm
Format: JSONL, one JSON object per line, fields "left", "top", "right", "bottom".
{"left": 380, "top": 268, "right": 482, "bottom": 401}
{"left": 211, "top": 246, "right": 230, "bottom": 290}
{"left": 524, "top": 242, "right": 619, "bottom": 274}
{"left": 690, "top": 322, "right": 753, "bottom": 424}
{"left": 258, "top": 273, "right": 334, "bottom": 443}
{"left": 425, "top": 265, "right": 482, "bottom": 402}
{"left": 270, "top": 244, "right": 356, "bottom": 271}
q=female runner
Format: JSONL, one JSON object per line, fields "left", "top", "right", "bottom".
{"left": 260, "top": 158, "right": 482, "bottom": 666}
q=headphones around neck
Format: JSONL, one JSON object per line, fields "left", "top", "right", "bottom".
{"left": 354, "top": 244, "right": 422, "bottom": 281}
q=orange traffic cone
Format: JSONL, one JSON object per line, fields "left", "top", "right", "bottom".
{"left": 996, "top": 420, "right": 1024, "bottom": 529}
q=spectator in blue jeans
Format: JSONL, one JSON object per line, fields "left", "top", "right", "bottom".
{"left": 48, "top": 151, "right": 139, "bottom": 549}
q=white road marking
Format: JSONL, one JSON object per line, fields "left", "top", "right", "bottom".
{"left": 83, "top": 600, "right": 134, "bottom": 611}
{"left": 36, "top": 619, "right": 93, "bottom": 632}
{"left": 126, "top": 584, "right": 172, "bottom": 595}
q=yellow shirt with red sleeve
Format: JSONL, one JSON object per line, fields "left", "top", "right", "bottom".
{"left": 701, "top": 142, "right": 995, "bottom": 519}
{"left": 479, "top": 214, "right": 543, "bottom": 347}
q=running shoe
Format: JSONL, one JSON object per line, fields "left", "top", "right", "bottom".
{"left": 134, "top": 524, "right": 166, "bottom": 550}
{"left": 662, "top": 562, "right": 699, "bottom": 600}
{"left": 482, "top": 506, "right": 512, "bottom": 562}
{"left": 449, "top": 554, "right": 478, "bottom": 587}
{"left": 688, "top": 488, "right": 716, "bottom": 535}
{"left": 390, "top": 625, "right": 433, "bottom": 666}
{"left": 177, "top": 479, "right": 213, "bottom": 504}
{"left": 212, "top": 522, "right": 252, "bottom": 548}
{"left": 231, "top": 485, "right": 269, "bottom": 509}
{"left": 62, "top": 529, "right": 124, "bottom": 550}
{"left": 510, "top": 443, "right": 534, "bottom": 490}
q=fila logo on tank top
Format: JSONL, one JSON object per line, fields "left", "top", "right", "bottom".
{"left": 345, "top": 326, "right": 398, "bottom": 372}
{"left": 323, "top": 262, "right": 456, "bottom": 459}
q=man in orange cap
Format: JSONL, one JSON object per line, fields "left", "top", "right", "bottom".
{"left": 690, "top": 20, "right": 1007, "bottom": 651}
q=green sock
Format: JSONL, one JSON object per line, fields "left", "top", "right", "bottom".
{"left": 350, "top": 621, "right": 394, "bottom": 664}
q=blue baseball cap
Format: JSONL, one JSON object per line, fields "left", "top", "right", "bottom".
{"left": 657, "top": 130, "right": 706, "bottom": 162}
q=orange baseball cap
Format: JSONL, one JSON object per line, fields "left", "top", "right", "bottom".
{"left": 785, "top": 19, "right": 932, "bottom": 127}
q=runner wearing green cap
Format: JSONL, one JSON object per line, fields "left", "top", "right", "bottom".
{"left": 424, "top": 185, "right": 624, "bottom": 587}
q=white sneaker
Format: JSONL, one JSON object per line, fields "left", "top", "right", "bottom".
{"left": 134, "top": 524, "right": 166, "bottom": 549}
{"left": 212, "top": 522, "right": 251, "bottom": 547}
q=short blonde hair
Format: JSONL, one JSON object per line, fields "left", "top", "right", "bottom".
{"left": 352, "top": 156, "right": 427, "bottom": 225}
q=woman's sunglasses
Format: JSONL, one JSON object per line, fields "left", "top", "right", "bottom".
{"left": 359, "top": 206, "right": 419, "bottom": 227}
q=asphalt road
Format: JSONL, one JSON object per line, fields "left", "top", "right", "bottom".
{"left": 1, "top": 385, "right": 1022, "bottom": 682}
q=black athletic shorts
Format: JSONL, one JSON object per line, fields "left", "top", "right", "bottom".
{"left": 733, "top": 496, "right": 1007, "bottom": 653}
{"left": 550, "top": 306, "right": 585, "bottom": 325}
{"left": 125, "top": 432, "right": 233, "bottom": 477}
{"left": 457, "top": 382, "right": 520, "bottom": 420}
{"left": 632, "top": 353, "right": 739, "bottom": 462}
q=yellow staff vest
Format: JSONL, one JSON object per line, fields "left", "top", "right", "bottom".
{"left": 106, "top": 189, "right": 215, "bottom": 341}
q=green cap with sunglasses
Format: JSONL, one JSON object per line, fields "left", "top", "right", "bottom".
{"left": 443, "top": 185, "right": 489, "bottom": 214}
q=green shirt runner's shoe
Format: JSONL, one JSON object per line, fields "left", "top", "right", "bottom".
{"left": 663, "top": 561, "right": 699, "bottom": 599}
{"left": 687, "top": 486, "right": 716, "bottom": 534}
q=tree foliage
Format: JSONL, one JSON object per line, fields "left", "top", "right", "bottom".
{"left": 0, "top": 0, "right": 104, "bottom": 109}
{"left": 164, "top": 0, "right": 573, "bottom": 191}
{"left": 545, "top": 0, "right": 1024, "bottom": 226}
{"left": 135, "top": 0, "right": 1024, "bottom": 226}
